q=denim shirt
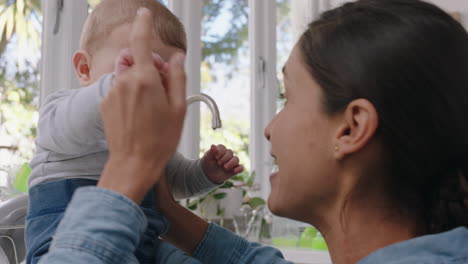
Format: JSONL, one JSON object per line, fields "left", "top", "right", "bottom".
{"left": 39, "top": 187, "right": 468, "bottom": 264}
{"left": 358, "top": 227, "right": 468, "bottom": 264}
{"left": 38, "top": 187, "right": 289, "bottom": 264}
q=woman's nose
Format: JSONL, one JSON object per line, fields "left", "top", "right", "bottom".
{"left": 264, "top": 118, "right": 274, "bottom": 141}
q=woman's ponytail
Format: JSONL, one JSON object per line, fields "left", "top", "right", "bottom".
{"left": 426, "top": 156, "right": 468, "bottom": 233}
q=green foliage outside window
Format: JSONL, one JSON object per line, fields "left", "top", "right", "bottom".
{"left": 0, "top": 0, "right": 41, "bottom": 167}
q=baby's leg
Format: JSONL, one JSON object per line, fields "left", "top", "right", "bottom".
{"left": 25, "top": 179, "right": 98, "bottom": 264}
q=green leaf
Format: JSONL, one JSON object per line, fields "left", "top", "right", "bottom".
{"left": 13, "top": 162, "right": 30, "bottom": 192}
{"left": 248, "top": 197, "right": 265, "bottom": 209}
{"left": 216, "top": 207, "right": 225, "bottom": 217}
{"left": 187, "top": 200, "right": 198, "bottom": 210}
{"left": 247, "top": 171, "right": 256, "bottom": 187}
{"left": 231, "top": 175, "right": 244, "bottom": 181}
{"left": 219, "top": 180, "right": 234, "bottom": 188}
{"left": 213, "top": 192, "right": 227, "bottom": 200}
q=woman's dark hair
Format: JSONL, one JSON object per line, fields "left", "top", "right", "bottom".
{"left": 300, "top": 0, "right": 468, "bottom": 234}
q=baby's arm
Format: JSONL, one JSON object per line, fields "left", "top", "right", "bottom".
{"left": 36, "top": 74, "right": 113, "bottom": 155}
{"left": 166, "top": 152, "right": 219, "bottom": 200}
{"left": 167, "top": 145, "right": 243, "bottom": 200}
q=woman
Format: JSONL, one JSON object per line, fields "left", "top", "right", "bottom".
{"left": 156, "top": 1, "right": 468, "bottom": 263}
{"left": 40, "top": 0, "right": 468, "bottom": 263}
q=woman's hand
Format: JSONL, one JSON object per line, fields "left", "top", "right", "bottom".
{"left": 98, "top": 8, "right": 186, "bottom": 203}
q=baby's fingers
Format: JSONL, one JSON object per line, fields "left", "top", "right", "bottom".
{"left": 203, "top": 144, "right": 218, "bottom": 161}
{"left": 218, "top": 149, "right": 233, "bottom": 165}
{"left": 215, "top": 145, "right": 227, "bottom": 160}
{"left": 209, "top": 144, "right": 218, "bottom": 155}
{"left": 233, "top": 165, "right": 244, "bottom": 174}
{"left": 224, "top": 156, "right": 239, "bottom": 170}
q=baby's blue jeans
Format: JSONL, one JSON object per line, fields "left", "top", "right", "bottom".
{"left": 25, "top": 179, "right": 159, "bottom": 264}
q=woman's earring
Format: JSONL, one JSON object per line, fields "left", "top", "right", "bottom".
{"left": 334, "top": 145, "right": 339, "bottom": 152}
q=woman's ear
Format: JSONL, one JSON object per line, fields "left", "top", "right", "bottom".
{"left": 333, "top": 99, "right": 379, "bottom": 160}
{"left": 73, "top": 50, "right": 92, "bottom": 86}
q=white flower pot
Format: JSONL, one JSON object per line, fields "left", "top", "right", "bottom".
{"left": 198, "top": 188, "right": 243, "bottom": 220}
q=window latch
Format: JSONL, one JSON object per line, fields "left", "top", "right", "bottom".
{"left": 53, "top": 0, "right": 64, "bottom": 35}
{"left": 258, "top": 57, "right": 266, "bottom": 89}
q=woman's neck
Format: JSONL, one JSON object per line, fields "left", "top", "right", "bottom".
{"left": 317, "top": 203, "right": 420, "bottom": 264}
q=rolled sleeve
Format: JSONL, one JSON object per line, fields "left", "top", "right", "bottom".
{"left": 193, "top": 223, "right": 291, "bottom": 264}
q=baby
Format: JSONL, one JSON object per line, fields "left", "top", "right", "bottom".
{"left": 25, "top": 1, "right": 243, "bottom": 263}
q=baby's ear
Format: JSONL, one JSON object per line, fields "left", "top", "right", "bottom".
{"left": 73, "top": 50, "right": 92, "bottom": 86}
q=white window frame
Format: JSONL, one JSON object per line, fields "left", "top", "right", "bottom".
{"left": 40, "top": 0, "right": 88, "bottom": 105}
{"left": 168, "top": 0, "right": 202, "bottom": 159}
{"left": 248, "top": 0, "right": 277, "bottom": 199}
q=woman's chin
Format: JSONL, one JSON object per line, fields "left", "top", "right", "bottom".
{"left": 267, "top": 172, "right": 292, "bottom": 217}
{"left": 267, "top": 194, "right": 285, "bottom": 217}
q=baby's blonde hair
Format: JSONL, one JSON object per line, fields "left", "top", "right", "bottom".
{"left": 80, "top": 0, "right": 186, "bottom": 53}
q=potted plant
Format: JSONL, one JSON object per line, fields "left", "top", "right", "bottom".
{"left": 185, "top": 171, "right": 266, "bottom": 230}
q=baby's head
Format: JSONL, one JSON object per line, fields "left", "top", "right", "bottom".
{"left": 73, "top": 0, "right": 186, "bottom": 86}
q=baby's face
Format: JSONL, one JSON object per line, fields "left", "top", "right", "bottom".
{"left": 86, "top": 23, "right": 183, "bottom": 85}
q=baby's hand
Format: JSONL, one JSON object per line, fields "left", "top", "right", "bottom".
{"left": 201, "top": 144, "right": 244, "bottom": 184}
{"left": 114, "top": 48, "right": 167, "bottom": 75}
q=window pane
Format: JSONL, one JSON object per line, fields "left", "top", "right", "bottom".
{"left": 277, "top": 0, "right": 293, "bottom": 110}
{"left": 200, "top": 0, "right": 250, "bottom": 173}
{"left": 0, "top": 0, "right": 42, "bottom": 197}
{"left": 88, "top": 0, "right": 100, "bottom": 10}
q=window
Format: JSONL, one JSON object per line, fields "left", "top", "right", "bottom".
{"left": 199, "top": 0, "right": 250, "bottom": 172}
{"left": 87, "top": 0, "right": 100, "bottom": 10}
{"left": 277, "top": 0, "right": 293, "bottom": 110}
{"left": 0, "top": 0, "right": 41, "bottom": 179}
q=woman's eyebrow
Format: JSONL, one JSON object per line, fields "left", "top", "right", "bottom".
{"left": 282, "top": 66, "right": 288, "bottom": 79}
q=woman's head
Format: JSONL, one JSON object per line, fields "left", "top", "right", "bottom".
{"left": 266, "top": 0, "right": 468, "bottom": 233}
